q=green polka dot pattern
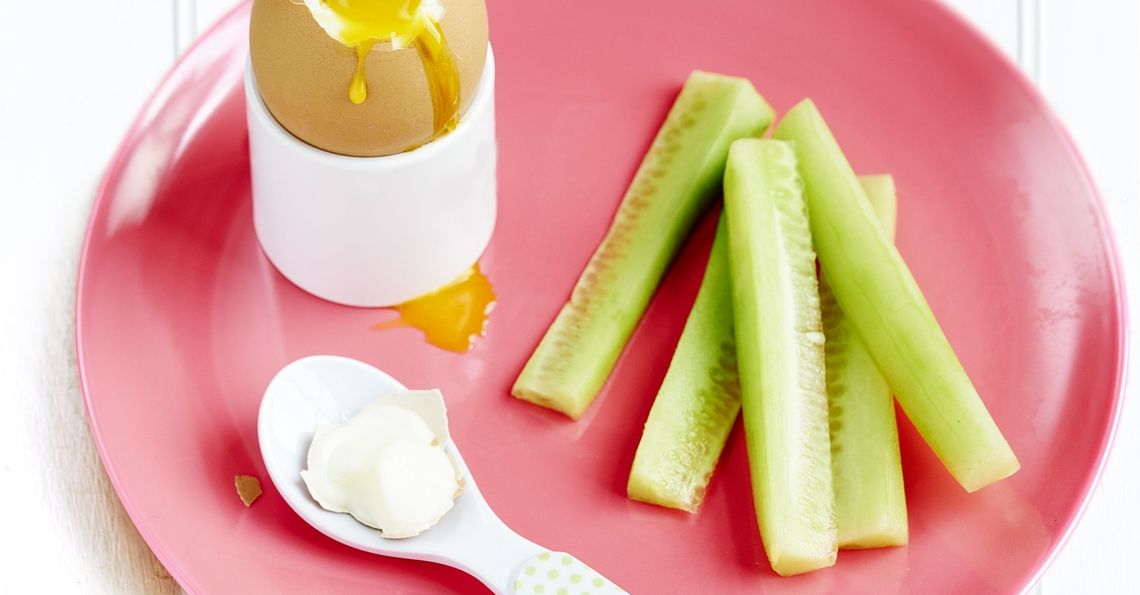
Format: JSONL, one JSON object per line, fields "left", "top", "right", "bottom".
{"left": 511, "top": 551, "right": 623, "bottom": 594}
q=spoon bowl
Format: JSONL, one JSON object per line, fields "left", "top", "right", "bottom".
{"left": 258, "top": 355, "right": 622, "bottom": 594}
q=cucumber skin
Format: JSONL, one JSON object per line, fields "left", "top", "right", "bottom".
{"left": 513, "top": 72, "right": 775, "bottom": 419}
{"left": 774, "top": 99, "right": 1019, "bottom": 492}
{"left": 857, "top": 174, "right": 897, "bottom": 240}
{"left": 825, "top": 175, "right": 908, "bottom": 548}
{"left": 725, "top": 139, "right": 837, "bottom": 576}
{"left": 627, "top": 216, "right": 739, "bottom": 512}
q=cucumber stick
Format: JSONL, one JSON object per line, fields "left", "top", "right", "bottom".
{"left": 823, "top": 174, "right": 908, "bottom": 548}
{"left": 628, "top": 176, "right": 896, "bottom": 516}
{"left": 774, "top": 99, "right": 1019, "bottom": 492}
{"left": 513, "top": 72, "right": 775, "bottom": 419}
{"left": 725, "top": 139, "right": 836, "bottom": 576}
{"left": 627, "top": 216, "right": 739, "bottom": 512}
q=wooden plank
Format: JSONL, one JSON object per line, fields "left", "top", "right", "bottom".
{"left": 942, "top": 0, "right": 1021, "bottom": 65}
{"left": 1032, "top": 1, "right": 1139, "bottom": 593}
{"left": 0, "top": 0, "right": 183, "bottom": 590}
{"left": 193, "top": 0, "right": 241, "bottom": 45}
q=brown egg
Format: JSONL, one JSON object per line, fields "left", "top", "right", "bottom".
{"left": 250, "top": 0, "right": 488, "bottom": 157}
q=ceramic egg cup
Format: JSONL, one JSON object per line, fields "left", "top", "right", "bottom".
{"left": 245, "top": 46, "right": 497, "bottom": 307}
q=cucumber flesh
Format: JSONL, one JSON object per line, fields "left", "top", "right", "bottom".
{"left": 824, "top": 175, "right": 908, "bottom": 548}
{"left": 512, "top": 72, "right": 775, "bottom": 419}
{"left": 627, "top": 216, "right": 739, "bottom": 512}
{"left": 774, "top": 99, "right": 1019, "bottom": 492}
{"left": 725, "top": 139, "right": 836, "bottom": 576}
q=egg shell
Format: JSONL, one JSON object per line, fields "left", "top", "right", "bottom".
{"left": 249, "top": 0, "right": 488, "bottom": 157}
{"left": 370, "top": 388, "right": 453, "bottom": 444}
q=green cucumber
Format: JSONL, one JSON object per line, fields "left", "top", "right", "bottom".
{"left": 627, "top": 216, "right": 739, "bottom": 512}
{"left": 512, "top": 71, "right": 775, "bottom": 419}
{"left": 725, "top": 139, "right": 836, "bottom": 576}
{"left": 626, "top": 178, "right": 897, "bottom": 517}
{"left": 774, "top": 99, "right": 1019, "bottom": 492}
{"left": 856, "top": 174, "right": 898, "bottom": 240}
{"left": 824, "top": 174, "right": 908, "bottom": 548}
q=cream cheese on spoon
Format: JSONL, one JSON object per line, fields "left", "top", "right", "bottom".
{"left": 300, "top": 389, "right": 463, "bottom": 539}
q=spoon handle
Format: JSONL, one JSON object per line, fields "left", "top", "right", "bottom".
{"left": 453, "top": 513, "right": 624, "bottom": 594}
{"left": 509, "top": 551, "right": 625, "bottom": 595}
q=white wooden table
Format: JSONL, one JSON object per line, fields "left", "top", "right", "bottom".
{"left": 0, "top": 1, "right": 1134, "bottom": 593}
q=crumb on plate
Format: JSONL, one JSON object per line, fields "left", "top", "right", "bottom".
{"left": 235, "top": 474, "right": 262, "bottom": 507}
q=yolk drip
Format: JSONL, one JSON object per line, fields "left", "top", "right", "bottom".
{"left": 373, "top": 265, "right": 496, "bottom": 352}
{"left": 349, "top": 41, "right": 376, "bottom": 105}
{"left": 320, "top": 0, "right": 461, "bottom": 139}
{"left": 413, "top": 26, "right": 461, "bottom": 137}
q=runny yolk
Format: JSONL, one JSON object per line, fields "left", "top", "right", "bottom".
{"left": 373, "top": 265, "right": 496, "bottom": 352}
{"left": 349, "top": 41, "right": 376, "bottom": 105}
{"left": 413, "top": 23, "right": 461, "bottom": 138}
{"left": 322, "top": 0, "right": 461, "bottom": 140}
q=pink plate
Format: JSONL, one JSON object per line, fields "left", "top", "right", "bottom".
{"left": 78, "top": 1, "right": 1126, "bottom": 593}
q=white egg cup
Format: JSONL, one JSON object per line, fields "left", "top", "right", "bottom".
{"left": 245, "top": 46, "right": 496, "bottom": 307}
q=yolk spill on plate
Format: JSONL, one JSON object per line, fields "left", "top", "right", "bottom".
{"left": 373, "top": 265, "right": 495, "bottom": 352}
{"left": 324, "top": 0, "right": 461, "bottom": 140}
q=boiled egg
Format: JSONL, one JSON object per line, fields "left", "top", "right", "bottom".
{"left": 249, "top": 0, "right": 488, "bottom": 156}
{"left": 300, "top": 389, "right": 463, "bottom": 538}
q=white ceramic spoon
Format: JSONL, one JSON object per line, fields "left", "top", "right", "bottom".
{"left": 258, "top": 355, "right": 624, "bottom": 595}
